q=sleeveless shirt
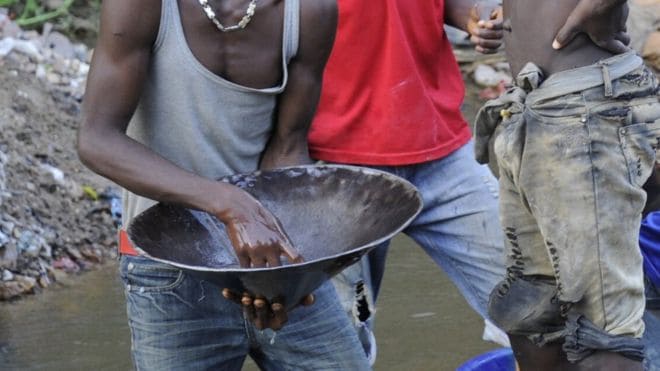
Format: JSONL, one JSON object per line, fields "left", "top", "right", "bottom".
{"left": 122, "top": 0, "right": 300, "bottom": 227}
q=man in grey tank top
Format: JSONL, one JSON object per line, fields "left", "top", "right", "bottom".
{"left": 78, "top": 0, "right": 371, "bottom": 369}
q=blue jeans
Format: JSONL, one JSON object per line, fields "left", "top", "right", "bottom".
{"left": 331, "top": 141, "right": 508, "bottom": 361}
{"left": 119, "top": 255, "right": 371, "bottom": 371}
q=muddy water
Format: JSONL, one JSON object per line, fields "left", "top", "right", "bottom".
{"left": 0, "top": 235, "right": 497, "bottom": 371}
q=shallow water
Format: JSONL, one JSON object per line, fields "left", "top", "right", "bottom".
{"left": 0, "top": 235, "right": 496, "bottom": 371}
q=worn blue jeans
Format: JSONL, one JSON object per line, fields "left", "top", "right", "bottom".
{"left": 476, "top": 52, "right": 658, "bottom": 362}
{"left": 119, "top": 255, "right": 371, "bottom": 371}
{"left": 331, "top": 141, "right": 509, "bottom": 362}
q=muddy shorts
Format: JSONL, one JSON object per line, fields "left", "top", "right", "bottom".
{"left": 474, "top": 52, "right": 660, "bottom": 362}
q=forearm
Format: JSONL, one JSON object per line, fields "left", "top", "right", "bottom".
{"left": 260, "top": 68, "right": 322, "bottom": 169}
{"left": 445, "top": 0, "right": 499, "bottom": 31}
{"left": 77, "top": 123, "right": 238, "bottom": 220}
{"left": 262, "top": 130, "right": 310, "bottom": 166}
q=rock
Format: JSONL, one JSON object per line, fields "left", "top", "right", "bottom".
{"left": 48, "top": 266, "right": 69, "bottom": 284}
{"left": 473, "top": 64, "right": 512, "bottom": 87}
{"left": 0, "top": 243, "right": 18, "bottom": 270}
{"left": 40, "top": 242, "right": 52, "bottom": 259}
{"left": 65, "top": 245, "right": 83, "bottom": 261}
{"left": 72, "top": 44, "right": 89, "bottom": 63}
{"left": 445, "top": 25, "right": 471, "bottom": 46}
{"left": 16, "top": 275, "right": 37, "bottom": 288}
{"left": 38, "top": 275, "right": 51, "bottom": 288}
{"left": 628, "top": 0, "right": 660, "bottom": 53}
{"left": 40, "top": 163, "right": 65, "bottom": 184}
{"left": 80, "top": 246, "right": 102, "bottom": 264}
{"left": 2, "top": 269, "right": 13, "bottom": 281}
{"left": 16, "top": 230, "right": 45, "bottom": 257}
{"left": 0, "top": 230, "right": 8, "bottom": 246}
{"left": 44, "top": 31, "right": 76, "bottom": 60}
{"left": 0, "top": 274, "right": 38, "bottom": 299}
{"left": 0, "top": 37, "right": 14, "bottom": 57}
{"left": 35, "top": 64, "right": 47, "bottom": 80}
{"left": 0, "top": 220, "right": 15, "bottom": 235}
{"left": 46, "top": 72, "right": 62, "bottom": 85}
{"left": 10, "top": 38, "right": 43, "bottom": 62}
{"left": 643, "top": 31, "right": 660, "bottom": 70}
{"left": 0, "top": 14, "right": 21, "bottom": 39}
{"left": 0, "top": 281, "right": 25, "bottom": 300}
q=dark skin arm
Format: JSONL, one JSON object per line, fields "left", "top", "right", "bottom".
{"left": 259, "top": 0, "right": 337, "bottom": 170}
{"left": 225, "top": 0, "right": 338, "bottom": 330}
{"left": 553, "top": 0, "right": 630, "bottom": 53}
{"left": 445, "top": 0, "right": 504, "bottom": 54}
{"left": 78, "top": 0, "right": 300, "bottom": 268}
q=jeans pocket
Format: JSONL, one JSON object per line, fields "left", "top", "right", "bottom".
{"left": 493, "top": 112, "right": 524, "bottom": 172}
{"left": 120, "top": 256, "right": 185, "bottom": 292}
{"left": 619, "top": 118, "right": 660, "bottom": 188}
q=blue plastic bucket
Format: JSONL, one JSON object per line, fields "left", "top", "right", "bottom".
{"left": 457, "top": 348, "right": 515, "bottom": 371}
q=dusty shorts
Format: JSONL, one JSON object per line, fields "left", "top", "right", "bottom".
{"left": 474, "top": 52, "right": 660, "bottom": 362}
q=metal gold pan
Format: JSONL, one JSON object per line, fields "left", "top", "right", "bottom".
{"left": 127, "top": 165, "right": 423, "bottom": 310}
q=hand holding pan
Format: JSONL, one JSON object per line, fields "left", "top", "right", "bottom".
{"left": 127, "top": 165, "right": 423, "bottom": 326}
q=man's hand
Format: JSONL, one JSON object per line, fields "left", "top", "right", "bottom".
{"left": 222, "top": 289, "right": 315, "bottom": 330}
{"left": 221, "top": 189, "right": 303, "bottom": 268}
{"left": 466, "top": 4, "right": 504, "bottom": 54}
{"left": 553, "top": 0, "right": 630, "bottom": 53}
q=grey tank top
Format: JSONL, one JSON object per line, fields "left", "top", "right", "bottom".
{"left": 122, "top": 0, "right": 300, "bottom": 227}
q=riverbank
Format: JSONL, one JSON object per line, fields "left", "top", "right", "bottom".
{"left": 0, "top": 9, "right": 118, "bottom": 300}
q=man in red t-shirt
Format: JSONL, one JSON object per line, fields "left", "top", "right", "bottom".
{"left": 307, "top": 0, "right": 510, "bottom": 363}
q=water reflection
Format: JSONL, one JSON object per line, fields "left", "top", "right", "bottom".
{"left": 0, "top": 264, "right": 131, "bottom": 370}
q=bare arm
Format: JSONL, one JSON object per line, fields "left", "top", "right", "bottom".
{"left": 260, "top": 0, "right": 338, "bottom": 169}
{"left": 445, "top": 0, "right": 504, "bottom": 54}
{"left": 78, "top": 0, "right": 300, "bottom": 268}
{"left": 553, "top": 0, "right": 630, "bottom": 53}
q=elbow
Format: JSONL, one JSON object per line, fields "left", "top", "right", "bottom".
{"left": 76, "top": 124, "right": 102, "bottom": 172}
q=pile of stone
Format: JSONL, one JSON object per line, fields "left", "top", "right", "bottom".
{"left": 0, "top": 9, "right": 119, "bottom": 300}
{"left": 0, "top": 9, "right": 91, "bottom": 101}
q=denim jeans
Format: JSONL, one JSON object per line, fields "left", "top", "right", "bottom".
{"left": 331, "top": 141, "right": 509, "bottom": 362}
{"left": 119, "top": 255, "right": 371, "bottom": 371}
{"left": 476, "top": 52, "right": 659, "bottom": 362}
{"left": 644, "top": 311, "right": 660, "bottom": 371}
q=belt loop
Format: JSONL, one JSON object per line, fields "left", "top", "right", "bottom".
{"left": 600, "top": 63, "right": 613, "bottom": 98}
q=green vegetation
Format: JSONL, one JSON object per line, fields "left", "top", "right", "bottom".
{"left": 1, "top": 0, "right": 100, "bottom": 46}
{"left": 1, "top": 0, "right": 76, "bottom": 27}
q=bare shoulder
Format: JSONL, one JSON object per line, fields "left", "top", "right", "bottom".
{"left": 97, "top": 0, "right": 162, "bottom": 52}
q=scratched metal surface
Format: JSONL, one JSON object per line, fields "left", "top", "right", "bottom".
{"left": 127, "top": 165, "right": 423, "bottom": 308}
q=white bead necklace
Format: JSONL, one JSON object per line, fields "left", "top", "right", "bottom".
{"left": 197, "top": 0, "right": 259, "bottom": 32}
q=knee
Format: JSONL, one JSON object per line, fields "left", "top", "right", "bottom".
{"left": 488, "top": 276, "right": 565, "bottom": 336}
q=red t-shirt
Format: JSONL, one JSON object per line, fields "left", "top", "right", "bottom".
{"left": 309, "top": 0, "right": 471, "bottom": 166}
